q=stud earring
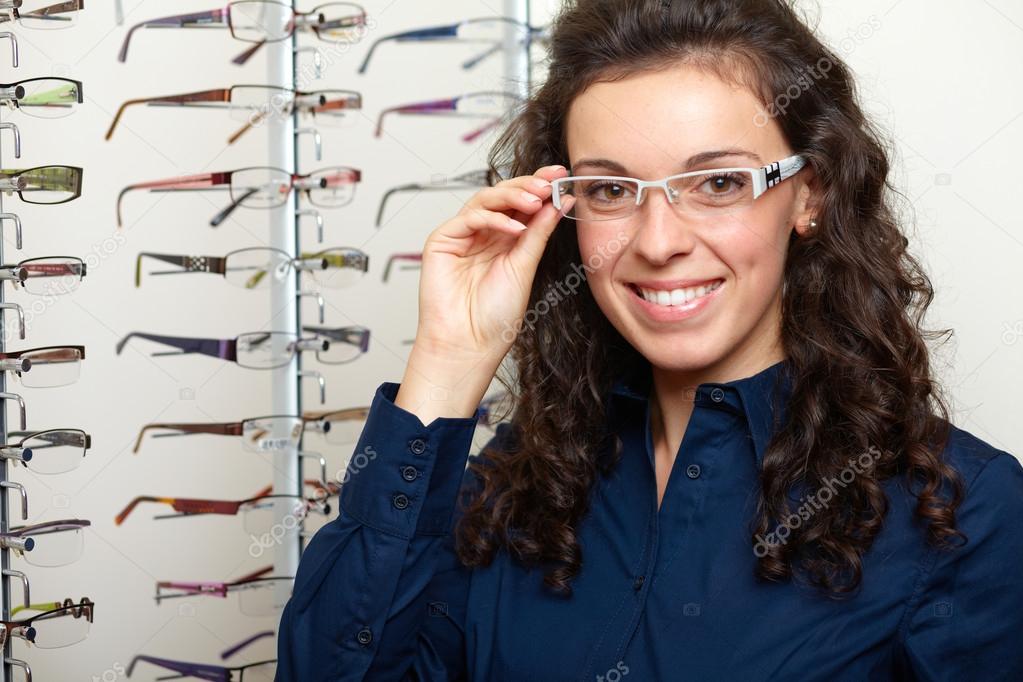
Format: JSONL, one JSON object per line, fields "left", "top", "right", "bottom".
{"left": 809, "top": 219, "right": 818, "bottom": 229}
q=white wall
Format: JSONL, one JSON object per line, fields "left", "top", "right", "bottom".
{"left": 0, "top": 0, "right": 1017, "bottom": 679}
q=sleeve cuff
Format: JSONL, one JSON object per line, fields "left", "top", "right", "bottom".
{"left": 338, "top": 381, "right": 482, "bottom": 539}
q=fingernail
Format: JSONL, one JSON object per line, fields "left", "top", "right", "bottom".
{"left": 549, "top": 164, "right": 565, "bottom": 171}
{"left": 508, "top": 217, "right": 528, "bottom": 231}
{"left": 521, "top": 191, "right": 542, "bottom": 204}
{"left": 531, "top": 178, "right": 550, "bottom": 189}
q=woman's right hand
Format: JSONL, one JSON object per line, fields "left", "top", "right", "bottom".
{"left": 412, "top": 164, "right": 574, "bottom": 362}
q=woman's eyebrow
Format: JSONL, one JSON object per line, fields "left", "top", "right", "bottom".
{"left": 571, "top": 148, "right": 764, "bottom": 174}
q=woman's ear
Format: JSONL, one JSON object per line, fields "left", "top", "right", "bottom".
{"left": 791, "top": 165, "right": 821, "bottom": 237}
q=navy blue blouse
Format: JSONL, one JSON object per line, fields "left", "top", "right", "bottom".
{"left": 275, "top": 360, "right": 1023, "bottom": 681}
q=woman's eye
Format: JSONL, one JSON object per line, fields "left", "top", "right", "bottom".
{"left": 588, "top": 182, "right": 630, "bottom": 201}
{"left": 703, "top": 174, "right": 745, "bottom": 194}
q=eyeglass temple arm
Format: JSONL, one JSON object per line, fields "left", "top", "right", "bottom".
{"left": 134, "top": 252, "right": 226, "bottom": 287}
{"left": 115, "top": 332, "right": 237, "bottom": 362}
{"left": 220, "top": 630, "right": 275, "bottom": 660}
{"left": 357, "top": 25, "right": 459, "bottom": 74}
{"left": 303, "top": 326, "right": 369, "bottom": 351}
{"left": 232, "top": 38, "right": 267, "bottom": 66}
{"left": 155, "top": 581, "right": 229, "bottom": 600}
{"left": 376, "top": 183, "right": 428, "bottom": 227}
{"left": 106, "top": 89, "right": 230, "bottom": 140}
{"left": 117, "top": 171, "right": 228, "bottom": 227}
{"left": 382, "top": 253, "right": 423, "bottom": 282}
{"left": 127, "top": 655, "right": 225, "bottom": 681}
{"left": 756, "top": 155, "right": 807, "bottom": 197}
{"left": 309, "top": 93, "right": 361, "bottom": 114}
{"left": 133, "top": 421, "right": 242, "bottom": 454}
{"left": 462, "top": 25, "right": 544, "bottom": 70}
{"left": 118, "top": 9, "right": 228, "bottom": 62}
{"left": 228, "top": 118, "right": 260, "bottom": 145}
{"left": 233, "top": 565, "right": 274, "bottom": 584}
{"left": 374, "top": 98, "right": 456, "bottom": 138}
{"left": 462, "top": 117, "right": 502, "bottom": 143}
{"left": 210, "top": 186, "right": 259, "bottom": 227}
{"left": 114, "top": 496, "right": 171, "bottom": 525}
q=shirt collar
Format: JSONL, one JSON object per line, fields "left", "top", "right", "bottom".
{"left": 609, "top": 358, "right": 793, "bottom": 468}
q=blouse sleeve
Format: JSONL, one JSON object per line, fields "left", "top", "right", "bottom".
{"left": 898, "top": 451, "right": 1023, "bottom": 680}
{"left": 274, "top": 380, "right": 500, "bottom": 681}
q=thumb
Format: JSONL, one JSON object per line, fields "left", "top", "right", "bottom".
{"left": 507, "top": 197, "right": 574, "bottom": 273}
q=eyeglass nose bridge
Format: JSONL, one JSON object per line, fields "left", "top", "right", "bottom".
{"left": 634, "top": 178, "right": 681, "bottom": 209}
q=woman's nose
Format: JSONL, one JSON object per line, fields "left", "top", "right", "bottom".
{"left": 629, "top": 187, "right": 698, "bottom": 264}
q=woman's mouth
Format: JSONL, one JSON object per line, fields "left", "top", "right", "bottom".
{"left": 625, "top": 278, "right": 725, "bottom": 321}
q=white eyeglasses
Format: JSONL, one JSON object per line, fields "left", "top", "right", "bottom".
{"left": 551, "top": 153, "right": 807, "bottom": 222}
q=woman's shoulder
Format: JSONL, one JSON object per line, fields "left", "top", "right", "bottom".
{"left": 939, "top": 421, "right": 1022, "bottom": 497}
{"left": 893, "top": 421, "right": 1023, "bottom": 563}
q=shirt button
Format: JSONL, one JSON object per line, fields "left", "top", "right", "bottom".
{"left": 356, "top": 627, "right": 373, "bottom": 645}
{"left": 686, "top": 464, "right": 701, "bottom": 479}
{"left": 633, "top": 575, "right": 645, "bottom": 591}
{"left": 401, "top": 465, "right": 419, "bottom": 482}
{"left": 392, "top": 493, "right": 410, "bottom": 509}
{"left": 409, "top": 438, "right": 427, "bottom": 455}
{"left": 710, "top": 387, "right": 725, "bottom": 403}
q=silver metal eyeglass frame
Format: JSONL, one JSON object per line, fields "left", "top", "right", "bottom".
{"left": 551, "top": 153, "right": 807, "bottom": 221}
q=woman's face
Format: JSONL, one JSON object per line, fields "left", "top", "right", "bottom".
{"left": 565, "top": 66, "right": 816, "bottom": 376}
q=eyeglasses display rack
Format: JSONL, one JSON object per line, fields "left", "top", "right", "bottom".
{"left": 1, "top": 6, "right": 93, "bottom": 681}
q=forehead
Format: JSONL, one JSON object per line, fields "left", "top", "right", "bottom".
{"left": 565, "top": 66, "right": 785, "bottom": 174}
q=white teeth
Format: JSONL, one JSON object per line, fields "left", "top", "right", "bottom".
{"left": 637, "top": 280, "right": 722, "bottom": 306}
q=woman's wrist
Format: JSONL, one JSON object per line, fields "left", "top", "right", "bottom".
{"left": 395, "top": 343, "right": 504, "bottom": 425}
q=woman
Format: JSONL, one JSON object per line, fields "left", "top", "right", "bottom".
{"left": 276, "top": 1, "right": 1023, "bottom": 680}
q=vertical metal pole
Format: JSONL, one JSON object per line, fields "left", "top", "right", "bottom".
{"left": 267, "top": 2, "right": 301, "bottom": 585}
{"left": 0, "top": 72, "right": 9, "bottom": 682}
{"left": 506, "top": 0, "right": 533, "bottom": 98}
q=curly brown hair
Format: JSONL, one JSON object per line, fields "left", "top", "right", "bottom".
{"left": 454, "top": 0, "right": 964, "bottom": 597}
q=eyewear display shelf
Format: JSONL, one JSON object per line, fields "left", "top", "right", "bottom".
{"left": 0, "top": 29, "right": 80, "bottom": 682}
{"left": 91, "top": 2, "right": 533, "bottom": 677}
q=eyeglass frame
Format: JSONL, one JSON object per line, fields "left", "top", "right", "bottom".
{"left": 105, "top": 85, "right": 362, "bottom": 144}
{"left": 132, "top": 414, "right": 327, "bottom": 454}
{"left": 115, "top": 165, "right": 362, "bottom": 228}
{"left": 0, "top": 255, "right": 86, "bottom": 293}
{"left": 115, "top": 491, "right": 329, "bottom": 525}
{"left": 358, "top": 16, "right": 548, "bottom": 74}
{"left": 134, "top": 247, "right": 328, "bottom": 289}
{"left": 0, "top": 77, "right": 83, "bottom": 116}
{"left": 0, "top": 0, "right": 82, "bottom": 28}
{"left": 117, "top": 1, "right": 368, "bottom": 65}
{"left": 115, "top": 331, "right": 328, "bottom": 370}
{"left": 550, "top": 153, "right": 808, "bottom": 221}
{"left": 2, "top": 428, "right": 91, "bottom": 470}
{"left": 0, "top": 165, "right": 83, "bottom": 205}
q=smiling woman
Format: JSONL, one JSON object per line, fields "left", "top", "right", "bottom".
{"left": 275, "top": 1, "right": 1023, "bottom": 680}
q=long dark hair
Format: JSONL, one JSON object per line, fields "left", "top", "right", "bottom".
{"left": 455, "top": 0, "right": 963, "bottom": 596}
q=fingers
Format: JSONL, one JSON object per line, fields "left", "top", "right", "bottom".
{"left": 462, "top": 165, "right": 569, "bottom": 218}
{"left": 435, "top": 205, "right": 529, "bottom": 243}
{"left": 507, "top": 195, "right": 575, "bottom": 271}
